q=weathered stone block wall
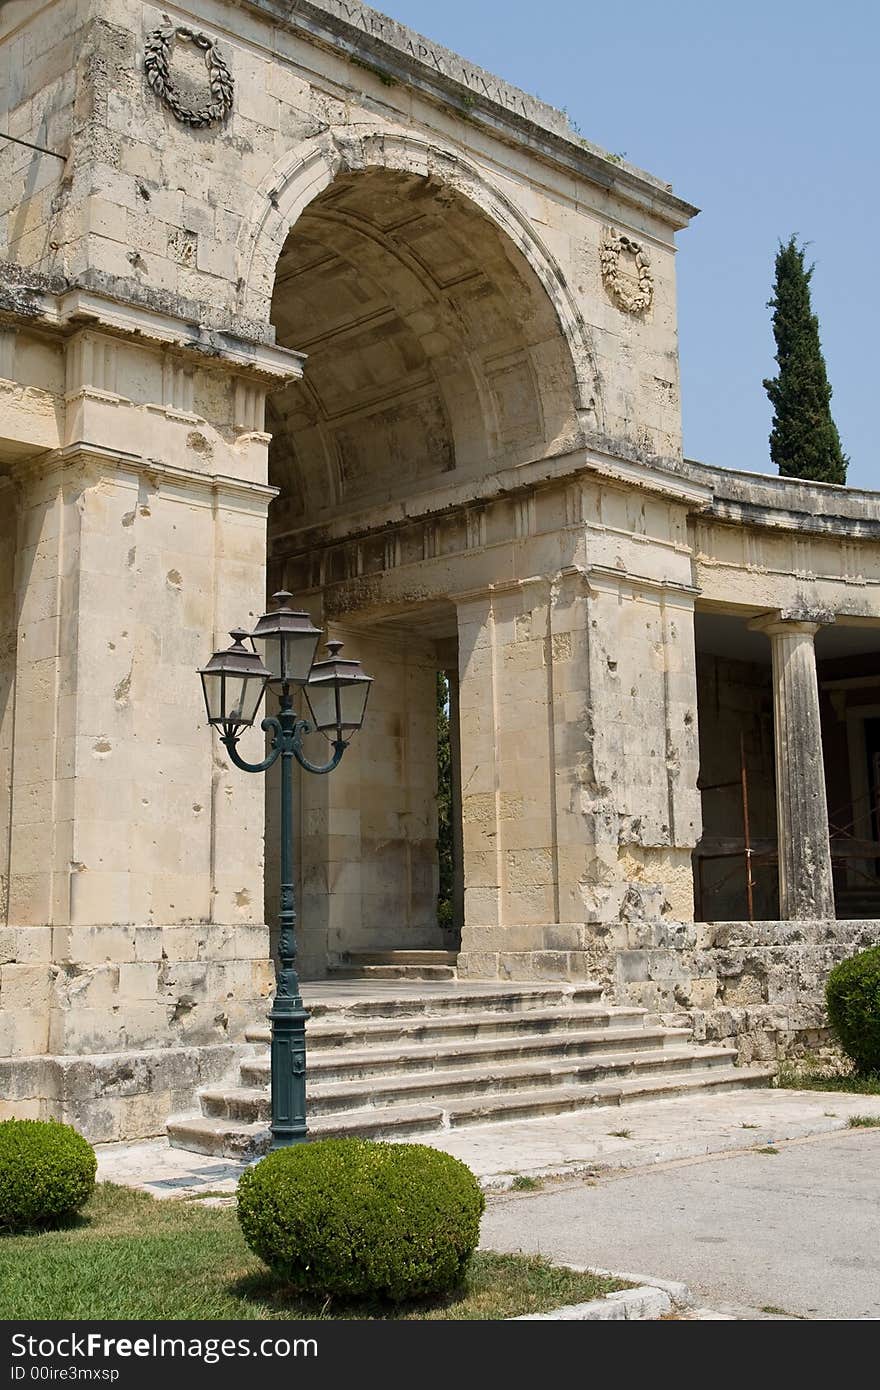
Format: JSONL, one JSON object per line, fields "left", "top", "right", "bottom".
{"left": 0, "top": 452, "right": 275, "bottom": 1061}
{"left": 0, "top": 0, "right": 82, "bottom": 269}
{"left": 607, "top": 917, "right": 879, "bottom": 1064}
{"left": 581, "top": 576, "right": 700, "bottom": 920}
{"left": 0, "top": 445, "right": 278, "bottom": 1138}
{"left": 0, "top": 1041, "right": 251, "bottom": 1139}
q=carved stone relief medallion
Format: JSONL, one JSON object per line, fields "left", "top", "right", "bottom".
{"left": 600, "top": 227, "right": 654, "bottom": 315}
{"left": 144, "top": 14, "right": 234, "bottom": 128}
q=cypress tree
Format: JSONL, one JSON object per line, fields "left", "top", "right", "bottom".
{"left": 763, "top": 236, "right": 848, "bottom": 484}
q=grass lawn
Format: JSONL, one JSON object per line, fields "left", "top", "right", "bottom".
{"left": 0, "top": 1184, "right": 626, "bottom": 1321}
{"left": 775, "top": 1063, "right": 880, "bottom": 1096}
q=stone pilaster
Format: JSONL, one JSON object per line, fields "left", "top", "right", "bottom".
{"left": 0, "top": 290, "right": 304, "bottom": 1138}
{"left": 752, "top": 614, "right": 835, "bottom": 920}
{"left": 453, "top": 570, "right": 702, "bottom": 980}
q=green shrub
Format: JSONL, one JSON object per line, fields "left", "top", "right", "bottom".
{"left": 826, "top": 946, "right": 880, "bottom": 1074}
{"left": 0, "top": 1119, "right": 96, "bottom": 1232}
{"left": 237, "top": 1138, "right": 484, "bottom": 1301}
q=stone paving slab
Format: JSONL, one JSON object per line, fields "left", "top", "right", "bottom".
{"left": 427, "top": 1086, "right": 880, "bottom": 1186}
{"left": 96, "top": 1141, "right": 246, "bottom": 1198}
{"left": 95, "top": 1087, "right": 880, "bottom": 1198}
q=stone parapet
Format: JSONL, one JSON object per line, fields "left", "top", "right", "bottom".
{"left": 0, "top": 1041, "right": 253, "bottom": 1143}
{"left": 461, "top": 917, "right": 880, "bottom": 1065}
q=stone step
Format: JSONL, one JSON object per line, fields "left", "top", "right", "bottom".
{"left": 441, "top": 1066, "right": 775, "bottom": 1129}
{"left": 328, "top": 948, "right": 460, "bottom": 981}
{"left": 337, "top": 950, "right": 459, "bottom": 966}
{"left": 328, "top": 964, "right": 458, "bottom": 981}
{"left": 238, "top": 1025, "right": 693, "bottom": 1086}
{"left": 167, "top": 1103, "right": 445, "bottom": 1159}
{"left": 200, "top": 1046, "right": 739, "bottom": 1122}
{"left": 168, "top": 1067, "right": 774, "bottom": 1160}
{"left": 245, "top": 1001, "right": 651, "bottom": 1051}
{"left": 296, "top": 983, "right": 604, "bottom": 1020}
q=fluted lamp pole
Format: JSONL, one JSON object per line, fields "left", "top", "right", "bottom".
{"left": 198, "top": 594, "right": 372, "bottom": 1147}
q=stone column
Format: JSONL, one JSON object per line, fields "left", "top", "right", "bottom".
{"left": 752, "top": 614, "right": 835, "bottom": 920}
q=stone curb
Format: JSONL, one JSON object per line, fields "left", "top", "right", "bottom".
{"left": 579, "top": 1265, "right": 694, "bottom": 1307}
{"left": 513, "top": 1286, "right": 672, "bottom": 1321}
{"left": 509, "top": 1262, "right": 693, "bottom": 1321}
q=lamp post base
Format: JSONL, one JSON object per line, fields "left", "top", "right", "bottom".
{"left": 268, "top": 997, "right": 310, "bottom": 1148}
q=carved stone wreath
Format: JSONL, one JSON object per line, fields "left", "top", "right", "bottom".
{"left": 144, "top": 15, "right": 234, "bottom": 128}
{"left": 599, "top": 227, "right": 654, "bottom": 315}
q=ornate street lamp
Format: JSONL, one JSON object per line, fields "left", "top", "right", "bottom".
{"left": 198, "top": 593, "right": 372, "bottom": 1147}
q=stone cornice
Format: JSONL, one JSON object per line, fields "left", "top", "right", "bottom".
{"left": 238, "top": 0, "right": 699, "bottom": 228}
{"left": 585, "top": 564, "right": 700, "bottom": 601}
{"left": 270, "top": 442, "right": 713, "bottom": 556}
{"left": 684, "top": 458, "right": 880, "bottom": 538}
{"left": 0, "top": 270, "right": 305, "bottom": 385}
{"left": 47, "top": 442, "right": 279, "bottom": 508}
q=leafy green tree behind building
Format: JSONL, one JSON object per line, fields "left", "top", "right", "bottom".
{"left": 763, "top": 236, "right": 848, "bottom": 485}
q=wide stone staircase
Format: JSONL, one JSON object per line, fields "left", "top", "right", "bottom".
{"left": 167, "top": 979, "right": 774, "bottom": 1159}
{"left": 327, "top": 949, "right": 459, "bottom": 981}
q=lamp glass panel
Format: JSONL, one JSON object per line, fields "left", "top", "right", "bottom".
{"left": 305, "top": 682, "right": 338, "bottom": 731}
{"left": 259, "top": 638, "right": 282, "bottom": 682}
{"left": 340, "top": 680, "right": 371, "bottom": 730}
{"left": 227, "top": 674, "right": 267, "bottom": 726}
{"left": 254, "top": 630, "right": 321, "bottom": 684}
{"left": 201, "top": 672, "right": 222, "bottom": 723}
{"left": 281, "top": 631, "right": 320, "bottom": 684}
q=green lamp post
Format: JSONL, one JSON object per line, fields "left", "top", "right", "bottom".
{"left": 198, "top": 593, "right": 372, "bottom": 1147}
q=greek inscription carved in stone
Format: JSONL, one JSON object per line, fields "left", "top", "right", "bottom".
{"left": 332, "top": 0, "right": 527, "bottom": 115}
{"left": 144, "top": 14, "right": 234, "bottom": 128}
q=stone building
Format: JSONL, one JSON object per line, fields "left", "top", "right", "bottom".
{"left": 1, "top": 0, "right": 878, "bottom": 1142}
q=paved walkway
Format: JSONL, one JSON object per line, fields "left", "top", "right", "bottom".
{"left": 95, "top": 1089, "right": 880, "bottom": 1318}
{"left": 481, "top": 1128, "right": 880, "bottom": 1320}
{"left": 96, "top": 1087, "right": 880, "bottom": 1196}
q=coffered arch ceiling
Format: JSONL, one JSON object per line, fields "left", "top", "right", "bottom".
{"left": 267, "top": 167, "right": 582, "bottom": 543}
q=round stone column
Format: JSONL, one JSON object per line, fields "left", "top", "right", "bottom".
{"left": 755, "top": 617, "right": 835, "bottom": 920}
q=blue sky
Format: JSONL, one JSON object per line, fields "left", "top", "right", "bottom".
{"left": 387, "top": 1, "right": 877, "bottom": 489}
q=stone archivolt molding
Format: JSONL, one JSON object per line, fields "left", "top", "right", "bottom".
{"left": 144, "top": 14, "right": 234, "bottom": 128}
{"left": 237, "top": 128, "right": 605, "bottom": 424}
{"left": 599, "top": 227, "right": 654, "bottom": 315}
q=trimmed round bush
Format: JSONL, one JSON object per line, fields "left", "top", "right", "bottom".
{"left": 237, "top": 1137, "right": 484, "bottom": 1301}
{"left": 0, "top": 1119, "right": 96, "bottom": 1232}
{"left": 826, "top": 945, "right": 880, "bottom": 1074}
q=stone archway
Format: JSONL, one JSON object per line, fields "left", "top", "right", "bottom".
{"left": 260, "top": 153, "right": 592, "bottom": 976}
{"left": 237, "top": 129, "right": 603, "bottom": 426}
